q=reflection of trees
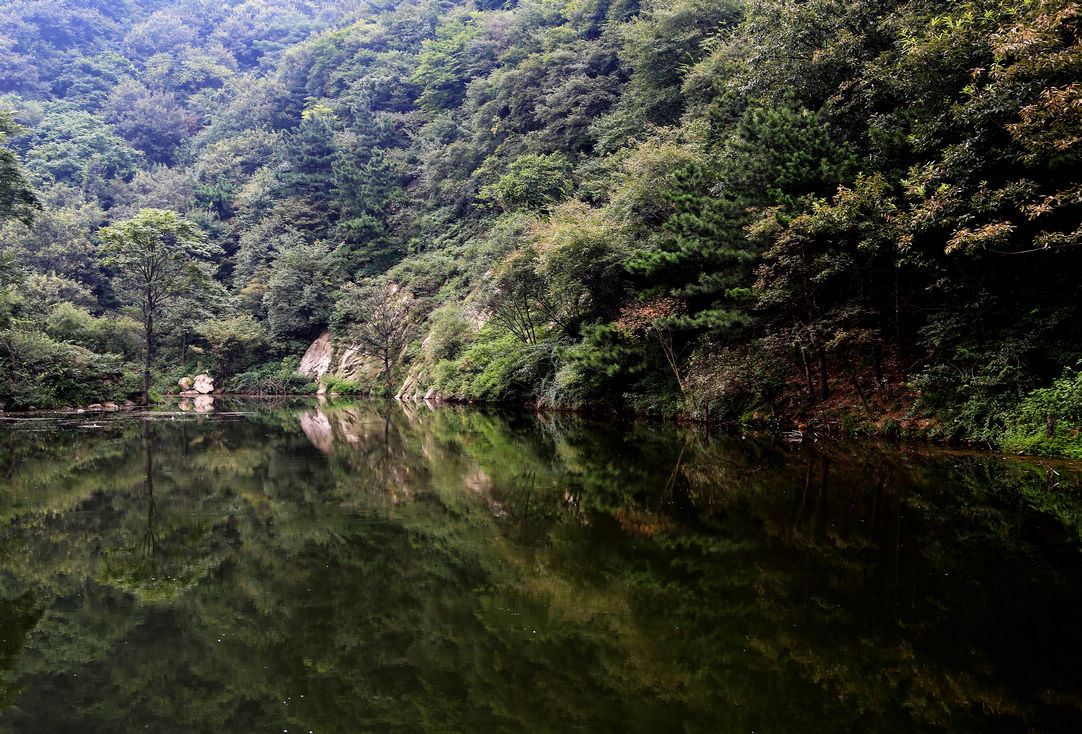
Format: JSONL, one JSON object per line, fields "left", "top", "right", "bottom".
{"left": 141, "top": 419, "right": 158, "bottom": 556}
{"left": 0, "top": 590, "right": 40, "bottom": 711}
{"left": 665, "top": 442, "right": 1082, "bottom": 729}
{"left": 0, "top": 405, "right": 1080, "bottom": 731}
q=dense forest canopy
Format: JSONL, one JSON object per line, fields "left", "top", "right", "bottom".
{"left": 0, "top": 0, "right": 1080, "bottom": 453}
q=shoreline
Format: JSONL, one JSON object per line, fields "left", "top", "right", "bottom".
{"left": 5, "top": 392, "right": 1081, "bottom": 468}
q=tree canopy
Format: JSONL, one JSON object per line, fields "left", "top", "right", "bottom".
{"left": 0, "top": 0, "right": 1078, "bottom": 453}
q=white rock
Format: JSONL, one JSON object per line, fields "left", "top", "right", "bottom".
{"left": 298, "top": 331, "right": 334, "bottom": 379}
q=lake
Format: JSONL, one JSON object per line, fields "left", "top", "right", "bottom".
{"left": 1, "top": 398, "right": 1081, "bottom": 733}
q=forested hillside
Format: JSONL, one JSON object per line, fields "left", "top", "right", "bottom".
{"left": 0, "top": 0, "right": 1080, "bottom": 454}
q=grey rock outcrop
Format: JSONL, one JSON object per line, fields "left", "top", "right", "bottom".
{"left": 298, "top": 332, "right": 334, "bottom": 380}
{"left": 297, "top": 331, "right": 384, "bottom": 387}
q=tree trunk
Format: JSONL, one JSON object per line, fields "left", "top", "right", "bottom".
{"left": 894, "top": 270, "right": 904, "bottom": 361}
{"left": 799, "top": 346, "right": 815, "bottom": 399}
{"left": 872, "top": 341, "right": 883, "bottom": 389}
{"left": 816, "top": 347, "right": 830, "bottom": 400}
{"left": 843, "top": 360, "right": 872, "bottom": 414}
{"left": 143, "top": 310, "right": 154, "bottom": 406}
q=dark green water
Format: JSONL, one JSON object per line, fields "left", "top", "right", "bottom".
{"left": 1, "top": 399, "right": 1081, "bottom": 733}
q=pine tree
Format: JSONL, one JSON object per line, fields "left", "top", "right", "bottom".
{"left": 331, "top": 101, "right": 399, "bottom": 275}
{"left": 629, "top": 160, "right": 758, "bottom": 336}
{"left": 280, "top": 109, "right": 339, "bottom": 207}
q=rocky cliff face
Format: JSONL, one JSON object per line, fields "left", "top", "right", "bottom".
{"left": 298, "top": 331, "right": 426, "bottom": 398}
{"left": 298, "top": 332, "right": 334, "bottom": 380}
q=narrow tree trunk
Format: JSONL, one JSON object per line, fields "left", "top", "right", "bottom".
{"left": 843, "top": 360, "right": 872, "bottom": 414}
{"left": 872, "top": 341, "right": 883, "bottom": 389}
{"left": 804, "top": 286, "right": 828, "bottom": 401}
{"left": 143, "top": 310, "right": 154, "bottom": 406}
{"left": 894, "top": 270, "right": 904, "bottom": 361}
{"left": 816, "top": 348, "right": 830, "bottom": 400}
{"left": 799, "top": 346, "right": 814, "bottom": 399}
{"left": 655, "top": 332, "right": 691, "bottom": 412}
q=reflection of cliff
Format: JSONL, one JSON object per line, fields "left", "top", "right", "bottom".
{"left": 297, "top": 403, "right": 424, "bottom": 505}
{"left": 298, "top": 409, "right": 333, "bottom": 454}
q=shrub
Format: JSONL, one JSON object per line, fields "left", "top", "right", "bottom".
{"left": 322, "top": 377, "right": 368, "bottom": 395}
{"left": 1001, "top": 366, "right": 1082, "bottom": 458}
{"left": 227, "top": 359, "right": 317, "bottom": 395}
{"left": 685, "top": 337, "right": 788, "bottom": 423}
{"left": 422, "top": 305, "right": 473, "bottom": 363}
{"left": 44, "top": 302, "right": 100, "bottom": 347}
{"left": 445, "top": 329, "right": 562, "bottom": 403}
{"left": 0, "top": 328, "right": 126, "bottom": 409}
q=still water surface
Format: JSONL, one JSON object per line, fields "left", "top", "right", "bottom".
{"left": 1, "top": 399, "right": 1081, "bottom": 733}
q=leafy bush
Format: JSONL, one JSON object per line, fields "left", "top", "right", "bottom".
{"left": 227, "top": 360, "right": 317, "bottom": 395}
{"left": 322, "top": 377, "right": 368, "bottom": 395}
{"left": 44, "top": 301, "right": 99, "bottom": 347}
{"left": 685, "top": 337, "right": 788, "bottom": 423}
{"left": 421, "top": 305, "right": 473, "bottom": 363}
{"left": 438, "top": 329, "right": 562, "bottom": 404}
{"left": 0, "top": 328, "right": 126, "bottom": 409}
{"left": 557, "top": 323, "right": 648, "bottom": 408}
{"left": 479, "top": 153, "right": 574, "bottom": 212}
{"left": 911, "top": 317, "right": 1039, "bottom": 444}
{"left": 197, "top": 313, "right": 265, "bottom": 378}
{"left": 97, "top": 316, "right": 144, "bottom": 359}
{"left": 1002, "top": 366, "right": 1082, "bottom": 458}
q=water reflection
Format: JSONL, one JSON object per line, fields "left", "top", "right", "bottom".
{"left": 0, "top": 400, "right": 1080, "bottom": 732}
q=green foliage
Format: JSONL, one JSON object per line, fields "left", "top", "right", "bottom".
{"left": 411, "top": 18, "right": 489, "bottom": 114}
{"left": 0, "top": 110, "right": 39, "bottom": 225}
{"left": 44, "top": 301, "right": 99, "bottom": 347}
{"left": 331, "top": 102, "right": 401, "bottom": 274}
{"left": 196, "top": 313, "right": 265, "bottom": 379}
{"left": 685, "top": 338, "right": 789, "bottom": 423}
{"left": 480, "top": 153, "right": 574, "bottom": 212}
{"left": 421, "top": 304, "right": 474, "bottom": 363}
{"left": 334, "top": 277, "right": 418, "bottom": 388}
{"left": 321, "top": 376, "right": 367, "bottom": 395}
{"left": 0, "top": 191, "right": 105, "bottom": 289}
{"left": 279, "top": 109, "right": 339, "bottom": 205}
{"left": 226, "top": 358, "right": 317, "bottom": 395}
{"left": 616, "top": 0, "right": 743, "bottom": 125}
{"left": 262, "top": 238, "right": 340, "bottom": 349}
{"left": 99, "top": 207, "right": 220, "bottom": 402}
{"left": 0, "top": 0, "right": 1080, "bottom": 450}
{"left": 0, "top": 327, "right": 125, "bottom": 409}
{"left": 101, "top": 80, "right": 190, "bottom": 166}
{"left": 436, "top": 327, "right": 562, "bottom": 403}
{"left": 21, "top": 106, "right": 143, "bottom": 189}
{"left": 1003, "top": 365, "right": 1082, "bottom": 458}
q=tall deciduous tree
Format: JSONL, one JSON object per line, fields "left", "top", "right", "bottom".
{"left": 344, "top": 278, "right": 416, "bottom": 392}
{"left": 99, "top": 208, "right": 219, "bottom": 404}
